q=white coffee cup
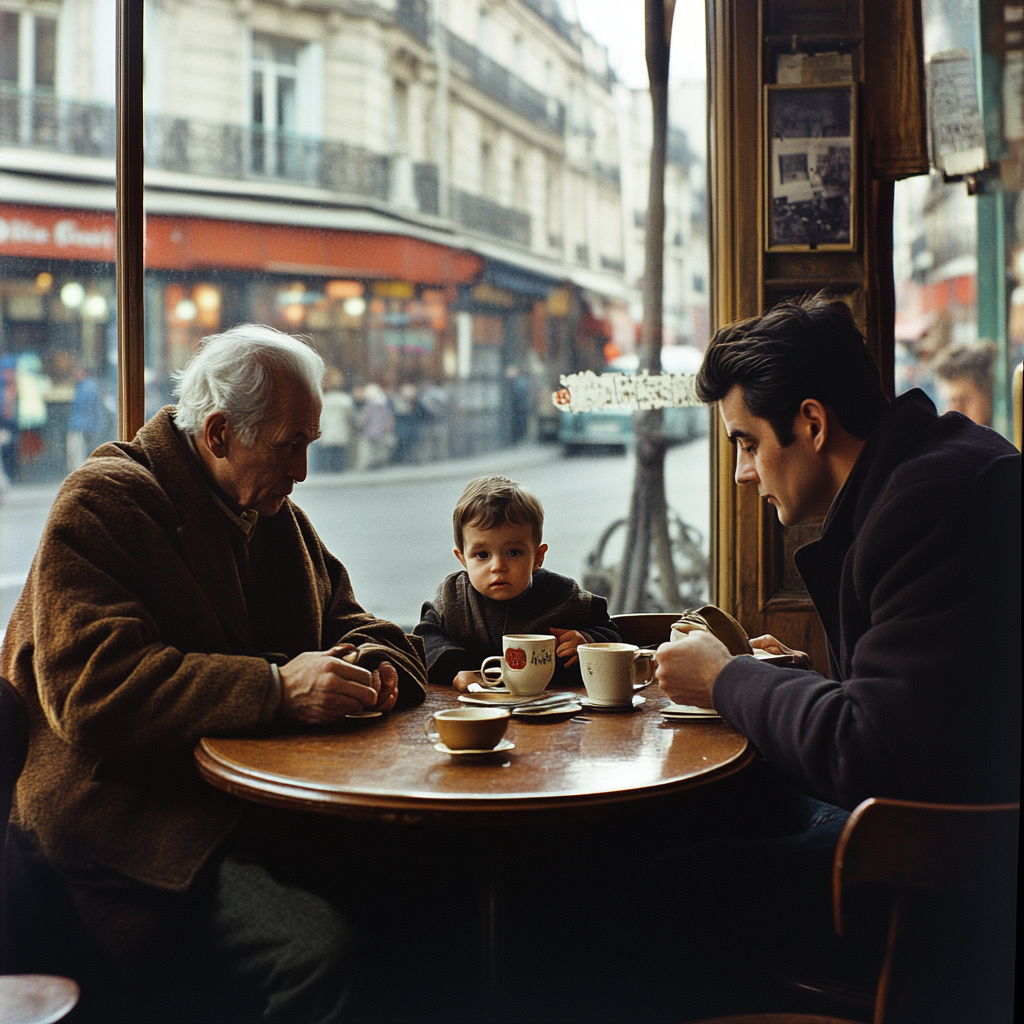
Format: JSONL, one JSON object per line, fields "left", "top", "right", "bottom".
{"left": 423, "top": 707, "right": 510, "bottom": 750}
{"left": 480, "top": 633, "right": 556, "bottom": 696}
{"left": 578, "top": 643, "right": 656, "bottom": 706}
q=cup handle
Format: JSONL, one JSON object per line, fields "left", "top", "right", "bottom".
{"left": 632, "top": 649, "right": 657, "bottom": 691}
{"left": 480, "top": 655, "right": 503, "bottom": 687}
{"left": 423, "top": 714, "right": 440, "bottom": 742}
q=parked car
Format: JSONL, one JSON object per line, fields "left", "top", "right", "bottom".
{"left": 559, "top": 345, "right": 708, "bottom": 454}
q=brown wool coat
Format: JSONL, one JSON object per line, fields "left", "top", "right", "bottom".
{"left": 0, "top": 408, "right": 426, "bottom": 892}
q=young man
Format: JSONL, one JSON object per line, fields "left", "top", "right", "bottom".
{"left": 647, "top": 294, "right": 1019, "bottom": 1020}
{"left": 415, "top": 475, "right": 619, "bottom": 689}
{"left": 656, "top": 294, "right": 1019, "bottom": 809}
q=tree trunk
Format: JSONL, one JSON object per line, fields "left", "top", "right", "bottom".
{"left": 611, "top": 0, "right": 680, "bottom": 615}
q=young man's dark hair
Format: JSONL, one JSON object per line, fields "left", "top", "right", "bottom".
{"left": 697, "top": 292, "right": 889, "bottom": 445}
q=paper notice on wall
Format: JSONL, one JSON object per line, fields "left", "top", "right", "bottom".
{"left": 776, "top": 52, "right": 853, "bottom": 85}
{"left": 552, "top": 371, "right": 701, "bottom": 413}
{"left": 928, "top": 49, "right": 987, "bottom": 176}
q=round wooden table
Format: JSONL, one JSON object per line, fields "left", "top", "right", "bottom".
{"left": 196, "top": 685, "right": 753, "bottom": 823}
{"left": 196, "top": 685, "right": 753, "bottom": 1019}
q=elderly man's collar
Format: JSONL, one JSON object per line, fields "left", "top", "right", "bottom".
{"left": 178, "top": 422, "right": 259, "bottom": 539}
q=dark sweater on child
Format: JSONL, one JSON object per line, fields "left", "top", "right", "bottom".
{"left": 415, "top": 568, "right": 619, "bottom": 687}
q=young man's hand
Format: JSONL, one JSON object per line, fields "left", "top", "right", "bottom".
{"left": 550, "top": 628, "right": 588, "bottom": 667}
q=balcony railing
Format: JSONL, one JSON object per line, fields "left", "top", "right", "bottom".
{"left": 147, "top": 114, "right": 391, "bottom": 201}
{"left": 1, "top": 88, "right": 115, "bottom": 157}
{"left": 450, "top": 188, "right": 531, "bottom": 247}
{"left": 1, "top": 89, "right": 536, "bottom": 249}
{"left": 445, "top": 30, "right": 565, "bottom": 136}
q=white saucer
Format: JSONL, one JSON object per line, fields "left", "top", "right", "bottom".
{"left": 512, "top": 701, "right": 583, "bottom": 717}
{"left": 659, "top": 704, "right": 716, "bottom": 720}
{"left": 432, "top": 738, "right": 515, "bottom": 756}
{"left": 345, "top": 711, "right": 383, "bottom": 719}
{"left": 578, "top": 695, "right": 647, "bottom": 712}
{"left": 459, "top": 691, "right": 570, "bottom": 707}
{"left": 467, "top": 683, "right": 510, "bottom": 694}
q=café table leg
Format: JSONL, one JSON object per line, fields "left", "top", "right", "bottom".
{"left": 476, "top": 828, "right": 507, "bottom": 1020}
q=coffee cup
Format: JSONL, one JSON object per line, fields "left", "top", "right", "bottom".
{"left": 423, "top": 707, "right": 510, "bottom": 750}
{"left": 480, "top": 634, "right": 556, "bottom": 696}
{"left": 578, "top": 643, "right": 656, "bottom": 706}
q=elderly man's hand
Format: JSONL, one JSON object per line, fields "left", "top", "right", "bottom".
{"left": 654, "top": 630, "right": 733, "bottom": 709}
{"left": 279, "top": 647, "right": 385, "bottom": 723}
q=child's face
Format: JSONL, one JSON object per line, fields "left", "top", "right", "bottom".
{"left": 455, "top": 522, "right": 548, "bottom": 601}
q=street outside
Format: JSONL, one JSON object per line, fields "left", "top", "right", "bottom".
{"left": 0, "top": 438, "right": 710, "bottom": 633}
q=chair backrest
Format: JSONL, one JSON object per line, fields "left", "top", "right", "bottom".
{"left": 833, "top": 797, "right": 1019, "bottom": 1024}
{"left": 610, "top": 613, "right": 681, "bottom": 648}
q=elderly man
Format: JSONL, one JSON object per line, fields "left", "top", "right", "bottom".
{"left": 648, "top": 294, "right": 1019, "bottom": 1020}
{"left": 2, "top": 325, "right": 427, "bottom": 1022}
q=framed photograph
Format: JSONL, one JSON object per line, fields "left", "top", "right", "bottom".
{"left": 765, "top": 84, "right": 856, "bottom": 251}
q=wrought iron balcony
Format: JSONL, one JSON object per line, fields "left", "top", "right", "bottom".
{"left": 450, "top": 188, "right": 531, "bottom": 247}
{"left": 1, "top": 88, "right": 536, "bottom": 249}
{"left": 445, "top": 30, "right": 565, "bottom": 136}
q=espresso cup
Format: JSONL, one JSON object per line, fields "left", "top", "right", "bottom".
{"left": 480, "top": 633, "right": 556, "bottom": 696}
{"left": 578, "top": 643, "right": 656, "bottom": 706}
{"left": 423, "top": 707, "right": 510, "bottom": 751}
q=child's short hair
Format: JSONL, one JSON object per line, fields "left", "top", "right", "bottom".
{"left": 453, "top": 476, "right": 544, "bottom": 550}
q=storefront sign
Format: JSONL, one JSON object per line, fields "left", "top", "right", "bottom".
{"left": 553, "top": 370, "right": 701, "bottom": 413}
{"left": 0, "top": 205, "right": 116, "bottom": 261}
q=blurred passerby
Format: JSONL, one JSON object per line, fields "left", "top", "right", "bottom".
{"left": 934, "top": 339, "right": 997, "bottom": 427}
{"left": 417, "top": 381, "right": 449, "bottom": 462}
{"left": 504, "top": 365, "right": 531, "bottom": 447}
{"left": 356, "top": 383, "right": 396, "bottom": 469}
{"left": 67, "top": 367, "right": 108, "bottom": 471}
{"left": 1, "top": 355, "right": 18, "bottom": 482}
{"left": 392, "top": 382, "right": 422, "bottom": 464}
{"left": 316, "top": 366, "right": 355, "bottom": 472}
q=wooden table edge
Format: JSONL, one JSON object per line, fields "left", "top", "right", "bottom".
{"left": 195, "top": 737, "right": 755, "bottom": 823}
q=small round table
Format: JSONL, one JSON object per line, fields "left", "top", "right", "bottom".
{"left": 196, "top": 686, "right": 753, "bottom": 1017}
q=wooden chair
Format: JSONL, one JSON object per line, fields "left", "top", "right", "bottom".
{"left": 1, "top": 677, "right": 79, "bottom": 1024}
{"left": 689, "top": 797, "right": 1019, "bottom": 1024}
{"left": 610, "top": 612, "right": 682, "bottom": 648}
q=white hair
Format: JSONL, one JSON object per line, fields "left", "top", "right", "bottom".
{"left": 173, "top": 324, "right": 324, "bottom": 445}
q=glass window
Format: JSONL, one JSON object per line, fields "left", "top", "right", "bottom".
{"left": 893, "top": 0, "right": 1022, "bottom": 437}
{"left": 3, "top": 0, "right": 711, "bottom": 636}
{"left": 0, "top": 0, "right": 117, "bottom": 630}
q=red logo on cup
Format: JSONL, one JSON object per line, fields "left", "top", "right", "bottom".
{"left": 505, "top": 647, "right": 527, "bottom": 670}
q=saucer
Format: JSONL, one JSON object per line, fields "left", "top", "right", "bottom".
{"left": 467, "top": 682, "right": 510, "bottom": 694}
{"left": 578, "top": 695, "right": 647, "bottom": 712}
{"left": 512, "top": 701, "right": 583, "bottom": 718}
{"left": 661, "top": 704, "right": 721, "bottom": 720}
{"left": 345, "top": 711, "right": 383, "bottom": 719}
{"left": 459, "top": 691, "right": 570, "bottom": 707}
{"left": 432, "top": 738, "right": 515, "bottom": 756}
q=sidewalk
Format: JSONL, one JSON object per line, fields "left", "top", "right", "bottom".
{"left": 0, "top": 443, "right": 563, "bottom": 509}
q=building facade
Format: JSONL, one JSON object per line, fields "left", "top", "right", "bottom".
{"left": 1, "top": 0, "right": 708, "bottom": 480}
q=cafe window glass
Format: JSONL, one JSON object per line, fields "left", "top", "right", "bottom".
{"left": 893, "top": 0, "right": 1022, "bottom": 438}
{"left": 0, "top": 0, "right": 117, "bottom": 630}
{"left": 2, "top": 0, "right": 712, "bottom": 636}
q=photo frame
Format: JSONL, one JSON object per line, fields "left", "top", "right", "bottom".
{"left": 765, "top": 84, "right": 857, "bottom": 251}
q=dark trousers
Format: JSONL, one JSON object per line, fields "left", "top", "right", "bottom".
{"left": 8, "top": 823, "right": 352, "bottom": 1024}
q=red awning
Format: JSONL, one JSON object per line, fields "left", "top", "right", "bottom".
{"left": 0, "top": 204, "right": 484, "bottom": 285}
